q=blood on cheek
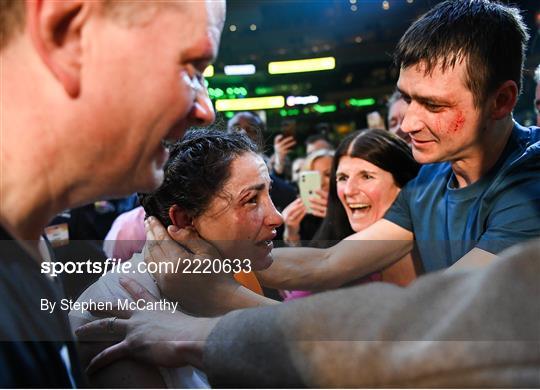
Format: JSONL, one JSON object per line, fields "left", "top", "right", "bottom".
{"left": 451, "top": 111, "right": 465, "bottom": 133}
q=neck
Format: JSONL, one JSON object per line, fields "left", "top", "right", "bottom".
{"left": 451, "top": 117, "right": 513, "bottom": 188}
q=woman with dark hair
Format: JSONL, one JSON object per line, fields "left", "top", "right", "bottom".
{"left": 314, "top": 129, "right": 418, "bottom": 247}
{"left": 70, "top": 129, "right": 282, "bottom": 387}
{"left": 261, "top": 129, "right": 421, "bottom": 295}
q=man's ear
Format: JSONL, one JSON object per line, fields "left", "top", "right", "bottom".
{"left": 489, "top": 80, "right": 518, "bottom": 120}
{"left": 26, "top": 0, "right": 91, "bottom": 98}
{"left": 168, "top": 205, "right": 192, "bottom": 229}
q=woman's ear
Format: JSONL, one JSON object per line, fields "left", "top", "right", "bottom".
{"left": 168, "top": 205, "right": 192, "bottom": 228}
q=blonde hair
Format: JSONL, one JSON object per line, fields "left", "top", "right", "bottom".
{"left": 302, "top": 149, "right": 334, "bottom": 171}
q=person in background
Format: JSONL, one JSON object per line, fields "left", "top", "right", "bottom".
{"left": 290, "top": 157, "right": 306, "bottom": 185}
{"left": 386, "top": 90, "right": 411, "bottom": 144}
{"left": 305, "top": 133, "right": 333, "bottom": 154}
{"left": 271, "top": 133, "right": 297, "bottom": 178}
{"left": 283, "top": 129, "right": 419, "bottom": 300}
{"left": 535, "top": 64, "right": 540, "bottom": 126}
{"left": 281, "top": 149, "right": 333, "bottom": 247}
{"left": 226, "top": 111, "right": 266, "bottom": 151}
{"left": 0, "top": 0, "right": 223, "bottom": 386}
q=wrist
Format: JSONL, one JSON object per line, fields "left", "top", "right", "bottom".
{"left": 284, "top": 226, "right": 301, "bottom": 246}
{"left": 180, "top": 316, "right": 220, "bottom": 370}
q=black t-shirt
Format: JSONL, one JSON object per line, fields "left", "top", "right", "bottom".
{"left": 0, "top": 226, "right": 84, "bottom": 387}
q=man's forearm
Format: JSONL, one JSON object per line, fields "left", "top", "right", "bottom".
{"left": 257, "top": 246, "right": 331, "bottom": 290}
{"left": 258, "top": 237, "right": 411, "bottom": 291}
{"left": 202, "top": 241, "right": 540, "bottom": 387}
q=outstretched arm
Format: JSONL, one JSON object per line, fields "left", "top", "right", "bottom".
{"left": 76, "top": 240, "right": 540, "bottom": 387}
{"left": 257, "top": 219, "right": 414, "bottom": 290}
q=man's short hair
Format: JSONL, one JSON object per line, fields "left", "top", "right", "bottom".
{"left": 0, "top": 0, "right": 25, "bottom": 50}
{"left": 0, "top": 1, "right": 151, "bottom": 50}
{"left": 394, "top": 0, "right": 530, "bottom": 107}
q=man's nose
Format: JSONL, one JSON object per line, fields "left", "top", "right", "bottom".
{"left": 400, "top": 102, "right": 422, "bottom": 134}
{"left": 188, "top": 89, "right": 216, "bottom": 126}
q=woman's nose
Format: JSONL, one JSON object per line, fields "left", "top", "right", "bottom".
{"left": 265, "top": 200, "right": 283, "bottom": 228}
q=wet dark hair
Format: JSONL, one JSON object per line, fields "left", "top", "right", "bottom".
{"left": 140, "top": 129, "right": 257, "bottom": 227}
{"left": 312, "top": 129, "right": 420, "bottom": 247}
{"left": 394, "top": 0, "right": 529, "bottom": 107}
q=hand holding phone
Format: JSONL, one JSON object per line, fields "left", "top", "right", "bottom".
{"left": 298, "top": 171, "right": 322, "bottom": 214}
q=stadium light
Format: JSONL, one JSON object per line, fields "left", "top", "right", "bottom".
{"left": 215, "top": 96, "right": 285, "bottom": 111}
{"left": 268, "top": 57, "right": 336, "bottom": 75}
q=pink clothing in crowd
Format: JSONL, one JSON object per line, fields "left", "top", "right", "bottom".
{"left": 282, "top": 272, "right": 382, "bottom": 301}
{"left": 103, "top": 206, "right": 146, "bottom": 261}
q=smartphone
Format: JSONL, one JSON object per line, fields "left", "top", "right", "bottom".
{"left": 299, "top": 171, "right": 321, "bottom": 214}
{"left": 281, "top": 120, "right": 296, "bottom": 138}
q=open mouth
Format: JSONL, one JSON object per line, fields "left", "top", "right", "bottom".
{"left": 256, "top": 230, "right": 277, "bottom": 248}
{"left": 348, "top": 203, "right": 371, "bottom": 214}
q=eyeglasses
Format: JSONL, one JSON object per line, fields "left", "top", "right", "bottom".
{"left": 182, "top": 71, "right": 206, "bottom": 99}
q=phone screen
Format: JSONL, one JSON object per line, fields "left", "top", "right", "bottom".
{"left": 299, "top": 171, "right": 322, "bottom": 214}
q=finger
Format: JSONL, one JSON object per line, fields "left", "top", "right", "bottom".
{"left": 169, "top": 226, "right": 219, "bottom": 259}
{"left": 88, "top": 305, "right": 132, "bottom": 320}
{"left": 294, "top": 198, "right": 307, "bottom": 209}
{"left": 287, "top": 203, "right": 304, "bottom": 215}
{"left": 310, "top": 206, "right": 327, "bottom": 218}
{"left": 315, "top": 189, "right": 328, "bottom": 200}
{"left": 119, "top": 277, "right": 159, "bottom": 302}
{"left": 309, "top": 200, "right": 326, "bottom": 211}
{"left": 284, "top": 205, "right": 301, "bottom": 220}
{"left": 311, "top": 210, "right": 326, "bottom": 218}
{"left": 293, "top": 213, "right": 306, "bottom": 224}
{"left": 145, "top": 218, "right": 167, "bottom": 261}
{"left": 75, "top": 317, "right": 128, "bottom": 341}
{"left": 282, "top": 139, "right": 296, "bottom": 147}
{"left": 289, "top": 207, "right": 305, "bottom": 220}
{"left": 86, "top": 341, "right": 130, "bottom": 375}
{"left": 147, "top": 216, "right": 173, "bottom": 242}
{"left": 309, "top": 197, "right": 325, "bottom": 208}
{"left": 274, "top": 134, "right": 283, "bottom": 143}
